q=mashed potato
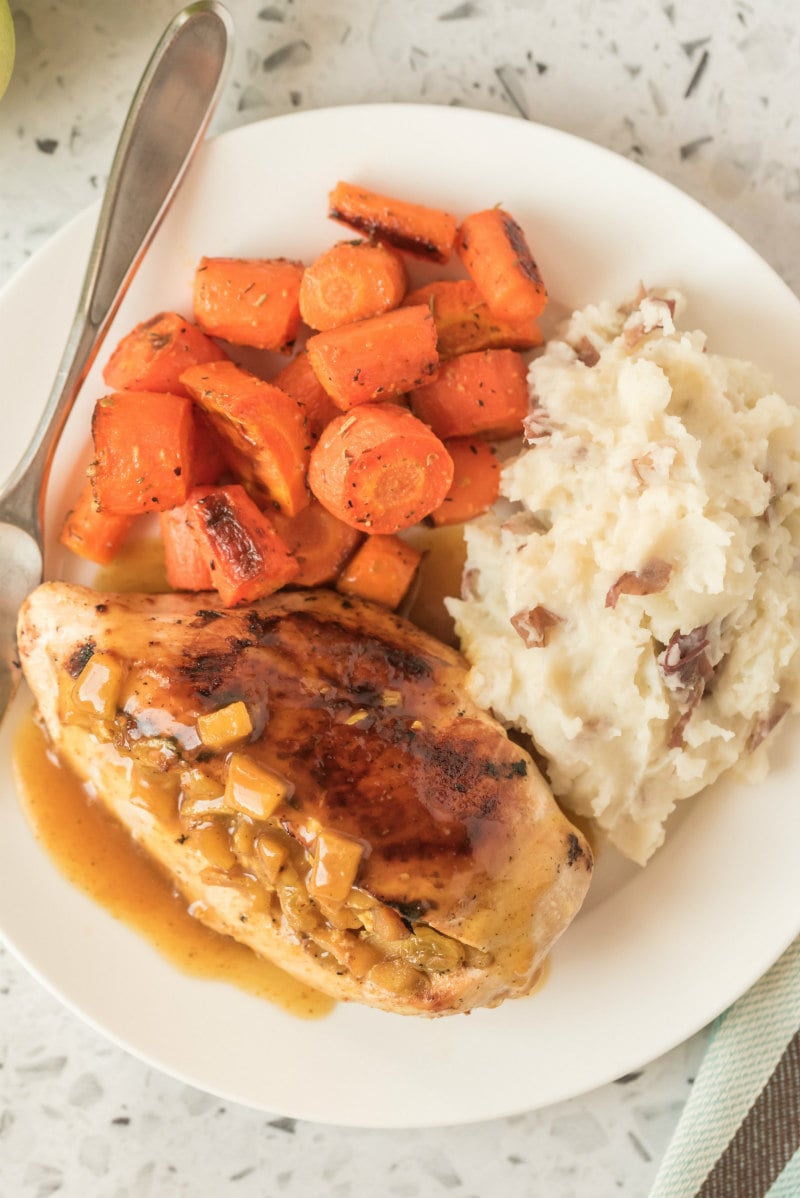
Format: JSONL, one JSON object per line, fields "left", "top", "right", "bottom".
{"left": 447, "top": 291, "right": 800, "bottom": 864}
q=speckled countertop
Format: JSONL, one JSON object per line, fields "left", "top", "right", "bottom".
{"left": 1, "top": 2, "right": 798, "bottom": 1195}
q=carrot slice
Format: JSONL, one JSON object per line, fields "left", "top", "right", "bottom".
{"left": 456, "top": 208, "right": 547, "bottom": 321}
{"left": 299, "top": 240, "right": 406, "bottom": 331}
{"left": 329, "top": 182, "right": 457, "bottom": 264}
{"left": 410, "top": 348, "right": 529, "bottom": 440}
{"left": 306, "top": 305, "right": 438, "bottom": 411}
{"left": 60, "top": 477, "right": 136, "bottom": 564}
{"left": 429, "top": 439, "right": 500, "bottom": 526}
{"left": 404, "top": 279, "right": 542, "bottom": 358}
{"left": 190, "top": 411, "right": 229, "bottom": 486}
{"left": 189, "top": 485, "right": 299, "bottom": 606}
{"left": 271, "top": 352, "right": 340, "bottom": 440}
{"left": 160, "top": 502, "right": 214, "bottom": 590}
{"left": 308, "top": 403, "right": 454, "bottom": 535}
{"left": 180, "top": 360, "right": 311, "bottom": 517}
{"left": 90, "top": 391, "right": 195, "bottom": 515}
{"left": 103, "top": 311, "right": 227, "bottom": 395}
{"left": 271, "top": 499, "right": 363, "bottom": 586}
{"left": 336, "top": 534, "right": 421, "bottom": 609}
{"left": 193, "top": 257, "right": 305, "bottom": 352}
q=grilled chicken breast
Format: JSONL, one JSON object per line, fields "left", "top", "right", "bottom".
{"left": 18, "top": 582, "right": 592, "bottom": 1016}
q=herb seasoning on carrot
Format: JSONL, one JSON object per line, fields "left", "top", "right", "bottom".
{"left": 299, "top": 240, "right": 406, "bottom": 331}
{"left": 103, "top": 311, "right": 227, "bottom": 395}
{"left": 193, "top": 256, "right": 304, "bottom": 352}
{"left": 404, "top": 279, "right": 542, "bottom": 358}
{"left": 180, "top": 360, "right": 311, "bottom": 517}
{"left": 90, "top": 390, "right": 196, "bottom": 515}
{"left": 271, "top": 352, "right": 341, "bottom": 440}
{"left": 308, "top": 402, "right": 454, "bottom": 534}
{"left": 306, "top": 305, "right": 438, "bottom": 410}
{"left": 189, "top": 484, "right": 299, "bottom": 606}
{"left": 410, "top": 348, "right": 529, "bottom": 440}
{"left": 429, "top": 439, "right": 500, "bottom": 526}
{"left": 328, "top": 181, "right": 458, "bottom": 264}
{"left": 456, "top": 208, "right": 548, "bottom": 321}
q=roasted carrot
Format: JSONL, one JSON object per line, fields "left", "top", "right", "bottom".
{"left": 90, "top": 391, "right": 196, "bottom": 515}
{"left": 410, "top": 348, "right": 529, "bottom": 440}
{"left": 429, "top": 439, "right": 500, "bottom": 526}
{"left": 59, "top": 477, "right": 136, "bottom": 564}
{"left": 299, "top": 239, "right": 406, "bottom": 331}
{"left": 404, "top": 279, "right": 542, "bottom": 358}
{"left": 308, "top": 403, "right": 454, "bottom": 534}
{"left": 190, "top": 410, "right": 229, "bottom": 486}
{"left": 329, "top": 182, "right": 458, "bottom": 264}
{"left": 271, "top": 499, "right": 363, "bottom": 586}
{"left": 159, "top": 502, "right": 214, "bottom": 591}
{"left": 189, "top": 485, "right": 299, "bottom": 606}
{"left": 103, "top": 311, "right": 228, "bottom": 395}
{"left": 306, "top": 305, "right": 438, "bottom": 411}
{"left": 193, "top": 257, "right": 305, "bottom": 352}
{"left": 271, "top": 351, "right": 340, "bottom": 439}
{"left": 336, "top": 534, "right": 422, "bottom": 609}
{"left": 456, "top": 208, "right": 547, "bottom": 321}
{"left": 180, "top": 360, "right": 311, "bottom": 517}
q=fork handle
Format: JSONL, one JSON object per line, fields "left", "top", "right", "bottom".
{"left": 0, "top": 1, "right": 233, "bottom": 541}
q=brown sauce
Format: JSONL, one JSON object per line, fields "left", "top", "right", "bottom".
{"left": 12, "top": 712, "right": 334, "bottom": 1020}
{"left": 402, "top": 523, "right": 467, "bottom": 646}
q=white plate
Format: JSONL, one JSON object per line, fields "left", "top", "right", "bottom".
{"left": 1, "top": 105, "right": 800, "bottom": 1129}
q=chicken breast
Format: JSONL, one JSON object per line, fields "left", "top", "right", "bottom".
{"left": 18, "top": 582, "right": 592, "bottom": 1016}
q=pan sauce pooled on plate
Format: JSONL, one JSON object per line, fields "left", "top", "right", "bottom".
{"left": 448, "top": 291, "right": 800, "bottom": 864}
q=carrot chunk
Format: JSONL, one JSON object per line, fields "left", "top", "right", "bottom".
{"left": 306, "top": 306, "right": 438, "bottom": 411}
{"left": 410, "top": 349, "right": 529, "bottom": 440}
{"left": 189, "top": 485, "right": 299, "bottom": 606}
{"left": 59, "top": 477, "right": 136, "bottom": 564}
{"left": 271, "top": 499, "right": 363, "bottom": 586}
{"left": 103, "top": 311, "right": 227, "bottom": 395}
{"left": 336, "top": 534, "right": 421, "bottom": 609}
{"left": 456, "top": 208, "right": 547, "bottom": 321}
{"left": 308, "top": 403, "right": 454, "bottom": 535}
{"left": 193, "top": 257, "right": 304, "bottom": 352}
{"left": 299, "top": 240, "right": 406, "bottom": 331}
{"left": 180, "top": 360, "right": 311, "bottom": 517}
{"left": 90, "top": 391, "right": 196, "bottom": 515}
{"left": 404, "top": 279, "right": 542, "bottom": 358}
{"left": 190, "top": 411, "right": 229, "bottom": 486}
{"left": 160, "top": 502, "right": 214, "bottom": 590}
{"left": 329, "top": 182, "right": 458, "bottom": 264}
{"left": 271, "top": 352, "right": 340, "bottom": 440}
{"left": 429, "top": 439, "right": 500, "bottom": 526}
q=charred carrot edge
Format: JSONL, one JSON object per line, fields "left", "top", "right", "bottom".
{"left": 430, "top": 439, "right": 500, "bottom": 526}
{"left": 308, "top": 402, "right": 454, "bottom": 535}
{"left": 102, "top": 311, "right": 228, "bottom": 395}
{"left": 271, "top": 352, "right": 341, "bottom": 440}
{"left": 410, "top": 348, "right": 529, "bottom": 440}
{"left": 336, "top": 534, "right": 422, "bottom": 610}
{"left": 456, "top": 208, "right": 547, "bottom": 321}
{"left": 90, "top": 391, "right": 196, "bottom": 516}
{"left": 271, "top": 499, "right": 363, "bottom": 587}
{"left": 180, "top": 360, "right": 311, "bottom": 517}
{"left": 404, "top": 279, "right": 542, "bottom": 358}
{"left": 306, "top": 305, "right": 438, "bottom": 411}
{"left": 189, "top": 484, "right": 299, "bottom": 606}
{"left": 59, "top": 477, "right": 136, "bottom": 564}
{"left": 328, "top": 181, "right": 458, "bottom": 264}
{"left": 299, "top": 240, "right": 407, "bottom": 332}
{"left": 193, "top": 257, "right": 305, "bottom": 352}
{"left": 160, "top": 502, "right": 214, "bottom": 591}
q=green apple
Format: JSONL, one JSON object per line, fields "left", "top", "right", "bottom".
{"left": 0, "top": 0, "right": 15, "bottom": 99}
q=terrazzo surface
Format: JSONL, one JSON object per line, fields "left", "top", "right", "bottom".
{"left": 1, "top": 1, "right": 798, "bottom": 1194}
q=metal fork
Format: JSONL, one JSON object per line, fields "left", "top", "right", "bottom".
{"left": 0, "top": 1, "right": 233, "bottom": 720}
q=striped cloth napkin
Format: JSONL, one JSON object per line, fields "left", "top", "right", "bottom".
{"left": 649, "top": 935, "right": 800, "bottom": 1197}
